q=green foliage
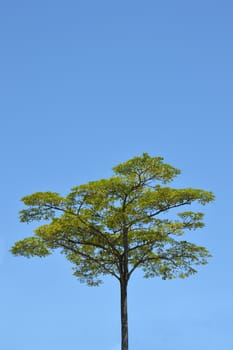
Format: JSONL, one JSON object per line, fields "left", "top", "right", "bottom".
{"left": 11, "top": 237, "right": 51, "bottom": 258}
{"left": 11, "top": 153, "right": 214, "bottom": 285}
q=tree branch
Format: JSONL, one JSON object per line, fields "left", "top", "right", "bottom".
{"left": 43, "top": 204, "right": 121, "bottom": 259}
{"left": 127, "top": 200, "right": 192, "bottom": 229}
{"left": 58, "top": 240, "right": 121, "bottom": 281}
{"left": 65, "top": 237, "right": 122, "bottom": 273}
{"left": 147, "top": 201, "right": 192, "bottom": 218}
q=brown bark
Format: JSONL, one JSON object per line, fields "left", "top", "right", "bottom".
{"left": 120, "top": 278, "right": 128, "bottom": 350}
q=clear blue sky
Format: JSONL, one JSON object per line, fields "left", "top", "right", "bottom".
{"left": 0, "top": 1, "right": 232, "bottom": 349}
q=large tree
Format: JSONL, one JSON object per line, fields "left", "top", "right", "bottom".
{"left": 11, "top": 153, "right": 214, "bottom": 350}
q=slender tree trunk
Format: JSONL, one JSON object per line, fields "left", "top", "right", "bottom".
{"left": 120, "top": 278, "right": 128, "bottom": 350}
{"left": 121, "top": 202, "right": 129, "bottom": 350}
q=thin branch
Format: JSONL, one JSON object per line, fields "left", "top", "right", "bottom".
{"left": 43, "top": 204, "right": 121, "bottom": 258}
{"left": 65, "top": 237, "right": 122, "bottom": 273}
{"left": 65, "top": 237, "right": 109, "bottom": 252}
{"left": 146, "top": 201, "right": 192, "bottom": 218}
{"left": 58, "top": 240, "right": 121, "bottom": 281}
{"left": 128, "top": 252, "right": 180, "bottom": 278}
{"left": 127, "top": 201, "right": 191, "bottom": 229}
{"left": 128, "top": 242, "right": 155, "bottom": 278}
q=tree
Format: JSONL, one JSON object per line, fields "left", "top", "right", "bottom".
{"left": 11, "top": 153, "right": 214, "bottom": 350}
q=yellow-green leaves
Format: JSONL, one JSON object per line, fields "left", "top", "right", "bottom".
{"left": 22, "top": 192, "right": 64, "bottom": 206}
{"left": 20, "top": 192, "right": 65, "bottom": 223}
{"left": 12, "top": 153, "right": 214, "bottom": 285}
{"left": 11, "top": 237, "right": 51, "bottom": 257}
{"left": 112, "top": 153, "right": 181, "bottom": 184}
{"left": 177, "top": 211, "right": 205, "bottom": 230}
{"left": 141, "top": 239, "right": 211, "bottom": 280}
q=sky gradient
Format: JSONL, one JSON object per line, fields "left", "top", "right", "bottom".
{"left": 0, "top": 1, "right": 232, "bottom": 349}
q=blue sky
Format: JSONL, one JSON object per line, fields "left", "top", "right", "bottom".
{"left": 0, "top": 1, "right": 232, "bottom": 349}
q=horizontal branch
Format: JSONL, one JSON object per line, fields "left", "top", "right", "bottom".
{"left": 127, "top": 201, "right": 192, "bottom": 229}
{"left": 147, "top": 201, "right": 192, "bottom": 218}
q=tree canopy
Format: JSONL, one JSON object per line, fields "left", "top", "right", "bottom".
{"left": 11, "top": 153, "right": 214, "bottom": 285}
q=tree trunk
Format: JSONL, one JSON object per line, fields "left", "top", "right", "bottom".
{"left": 120, "top": 278, "right": 128, "bottom": 350}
